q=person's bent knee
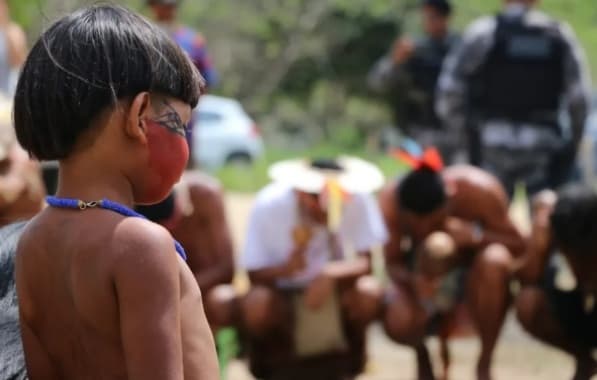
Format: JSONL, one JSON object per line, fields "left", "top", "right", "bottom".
{"left": 383, "top": 289, "right": 427, "bottom": 346}
{"left": 477, "top": 244, "right": 512, "bottom": 271}
{"left": 205, "top": 284, "right": 239, "bottom": 328}
{"left": 241, "top": 286, "right": 280, "bottom": 336}
{"left": 515, "top": 286, "right": 545, "bottom": 332}
{"left": 344, "top": 275, "right": 384, "bottom": 325}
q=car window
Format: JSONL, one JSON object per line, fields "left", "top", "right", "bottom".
{"left": 197, "top": 111, "right": 223, "bottom": 123}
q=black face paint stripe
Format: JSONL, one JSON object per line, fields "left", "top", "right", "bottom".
{"left": 151, "top": 101, "right": 188, "bottom": 137}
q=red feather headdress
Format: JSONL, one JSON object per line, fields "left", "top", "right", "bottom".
{"left": 391, "top": 146, "right": 444, "bottom": 172}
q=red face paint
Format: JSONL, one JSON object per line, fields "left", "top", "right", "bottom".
{"left": 143, "top": 121, "right": 189, "bottom": 202}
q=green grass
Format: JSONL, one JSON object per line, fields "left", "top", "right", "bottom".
{"left": 214, "top": 145, "right": 408, "bottom": 193}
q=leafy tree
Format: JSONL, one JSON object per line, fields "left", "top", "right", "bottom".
{"left": 8, "top": 0, "right": 597, "bottom": 150}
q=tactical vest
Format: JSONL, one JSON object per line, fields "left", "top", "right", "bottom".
{"left": 472, "top": 14, "right": 566, "bottom": 125}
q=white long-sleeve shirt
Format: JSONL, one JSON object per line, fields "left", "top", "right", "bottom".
{"left": 242, "top": 183, "right": 388, "bottom": 288}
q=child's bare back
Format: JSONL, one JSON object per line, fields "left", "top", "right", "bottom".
{"left": 17, "top": 207, "right": 217, "bottom": 379}
{"left": 12, "top": 4, "right": 218, "bottom": 379}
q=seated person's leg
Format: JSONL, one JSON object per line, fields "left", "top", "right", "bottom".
{"left": 516, "top": 283, "right": 597, "bottom": 379}
{"left": 338, "top": 275, "right": 384, "bottom": 376}
{"left": 466, "top": 244, "right": 512, "bottom": 380}
{"left": 383, "top": 282, "right": 428, "bottom": 346}
{"left": 382, "top": 232, "right": 466, "bottom": 380}
{"left": 516, "top": 286, "right": 583, "bottom": 352}
{"left": 240, "top": 286, "right": 298, "bottom": 379}
{"left": 383, "top": 282, "right": 435, "bottom": 380}
{"left": 241, "top": 285, "right": 288, "bottom": 337}
{"left": 340, "top": 275, "right": 384, "bottom": 326}
{"left": 204, "top": 284, "right": 239, "bottom": 330}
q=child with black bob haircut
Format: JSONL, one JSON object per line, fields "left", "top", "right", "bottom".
{"left": 14, "top": 5, "right": 218, "bottom": 379}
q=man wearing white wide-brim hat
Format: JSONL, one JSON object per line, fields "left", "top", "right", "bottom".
{"left": 211, "top": 156, "right": 388, "bottom": 378}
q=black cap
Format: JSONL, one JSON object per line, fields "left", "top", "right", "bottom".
{"left": 421, "top": 0, "right": 452, "bottom": 16}
{"left": 147, "top": 0, "right": 179, "bottom": 5}
{"left": 310, "top": 158, "right": 344, "bottom": 172}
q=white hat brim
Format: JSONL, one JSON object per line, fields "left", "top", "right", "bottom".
{"left": 268, "top": 156, "right": 385, "bottom": 194}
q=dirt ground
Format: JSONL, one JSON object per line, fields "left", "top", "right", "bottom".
{"left": 222, "top": 192, "right": 578, "bottom": 380}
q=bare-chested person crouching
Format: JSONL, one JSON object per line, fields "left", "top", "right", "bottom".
{"left": 516, "top": 185, "right": 597, "bottom": 380}
{"left": 13, "top": 5, "right": 218, "bottom": 379}
{"left": 136, "top": 172, "right": 234, "bottom": 324}
{"left": 379, "top": 158, "right": 525, "bottom": 380}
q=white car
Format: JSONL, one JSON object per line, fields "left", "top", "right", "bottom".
{"left": 192, "top": 95, "right": 264, "bottom": 169}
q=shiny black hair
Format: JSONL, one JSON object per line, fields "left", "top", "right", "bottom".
{"left": 14, "top": 4, "right": 203, "bottom": 160}
{"left": 135, "top": 192, "right": 176, "bottom": 223}
{"left": 551, "top": 184, "right": 597, "bottom": 254}
{"left": 397, "top": 166, "right": 446, "bottom": 215}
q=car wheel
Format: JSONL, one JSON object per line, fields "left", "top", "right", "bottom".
{"left": 225, "top": 152, "right": 253, "bottom": 167}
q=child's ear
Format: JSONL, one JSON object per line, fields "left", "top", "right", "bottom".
{"left": 125, "top": 92, "right": 152, "bottom": 144}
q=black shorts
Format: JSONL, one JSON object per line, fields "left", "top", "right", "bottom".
{"left": 544, "top": 264, "right": 597, "bottom": 348}
{"left": 246, "top": 287, "right": 366, "bottom": 380}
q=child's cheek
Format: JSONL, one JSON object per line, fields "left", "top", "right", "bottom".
{"left": 145, "top": 123, "right": 189, "bottom": 200}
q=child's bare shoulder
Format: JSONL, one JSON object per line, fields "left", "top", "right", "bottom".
{"left": 18, "top": 213, "right": 181, "bottom": 283}
{"left": 108, "top": 218, "right": 184, "bottom": 309}
{"left": 16, "top": 212, "right": 52, "bottom": 253}
{"left": 111, "top": 217, "right": 179, "bottom": 263}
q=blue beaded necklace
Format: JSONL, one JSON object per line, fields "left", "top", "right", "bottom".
{"left": 46, "top": 196, "right": 187, "bottom": 261}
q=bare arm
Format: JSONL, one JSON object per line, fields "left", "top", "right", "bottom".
{"left": 0, "top": 172, "right": 26, "bottom": 208}
{"left": 379, "top": 183, "right": 413, "bottom": 290}
{"left": 324, "top": 255, "right": 370, "bottom": 281}
{"left": 247, "top": 242, "right": 372, "bottom": 287}
{"left": 0, "top": 0, "right": 27, "bottom": 69}
{"left": 476, "top": 185, "right": 526, "bottom": 257}
{"left": 113, "top": 221, "right": 184, "bottom": 380}
{"left": 186, "top": 184, "right": 234, "bottom": 290}
{"left": 0, "top": 147, "right": 34, "bottom": 208}
{"left": 517, "top": 191, "right": 556, "bottom": 284}
{"left": 5, "top": 23, "right": 26, "bottom": 68}
{"left": 443, "top": 179, "right": 525, "bottom": 258}
{"left": 248, "top": 246, "right": 304, "bottom": 286}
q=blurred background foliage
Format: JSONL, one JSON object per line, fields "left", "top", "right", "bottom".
{"left": 7, "top": 0, "right": 597, "bottom": 189}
